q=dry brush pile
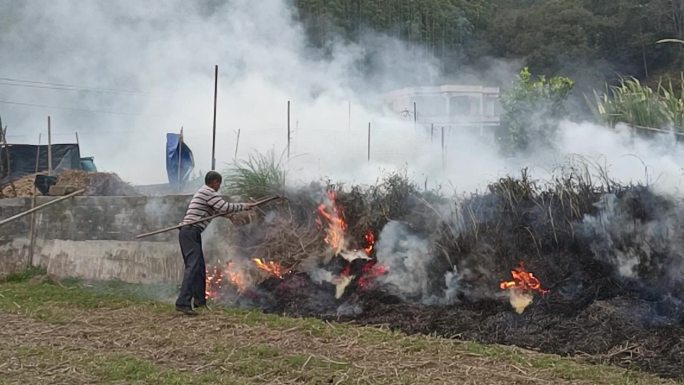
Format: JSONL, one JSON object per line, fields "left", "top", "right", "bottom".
{"left": 211, "top": 161, "right": 684, "bottom": 378}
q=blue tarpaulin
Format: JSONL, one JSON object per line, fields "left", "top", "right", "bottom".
{"left": 166, "top": 133, "right": 194, "bottom": 186}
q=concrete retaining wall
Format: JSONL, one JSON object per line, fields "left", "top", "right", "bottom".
{"left": 0, "top": 195, "right": 234, "bottom": 283}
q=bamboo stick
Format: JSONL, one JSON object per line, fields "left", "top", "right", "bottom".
{"left": 0, "top": 189, "right": 85, "bottom": 227}
{"left": 136, "top": 195, "right": 281, "bottom": 239}
{"left": 28, "top": 136, "right": 41, "bottom": 268}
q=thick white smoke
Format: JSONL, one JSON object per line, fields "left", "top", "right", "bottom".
{"left": 3, "top": 0, "right": 684, "bottom": 196}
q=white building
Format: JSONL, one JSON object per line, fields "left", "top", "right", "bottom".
{"left": 383, "top": 85, "right": 501, "bottom": 129}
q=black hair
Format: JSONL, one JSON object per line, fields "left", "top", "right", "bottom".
{"left": 205, "top": 171, "right": 222, "bottom": 185}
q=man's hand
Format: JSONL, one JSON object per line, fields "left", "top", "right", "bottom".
{"left": 244, "top": 203, "right": 255, "bottom": 210}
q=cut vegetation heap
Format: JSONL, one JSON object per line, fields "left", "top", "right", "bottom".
{"left": 202, "top": 159, "right": 684, "bottom": 379}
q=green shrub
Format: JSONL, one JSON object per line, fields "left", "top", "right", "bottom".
{"left": 222, "top": 150, "right": 286, "bottom": 198}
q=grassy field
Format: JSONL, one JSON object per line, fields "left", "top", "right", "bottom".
{"left": 0, "top": 274, "right": 681, "bottom": 385}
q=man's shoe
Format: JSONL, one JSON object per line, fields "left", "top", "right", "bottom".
{"left": 176, "top": 306, "right": 198, "bottom": 316}
{"left": 194, "top": 303, "right": 212, "bottom": 311}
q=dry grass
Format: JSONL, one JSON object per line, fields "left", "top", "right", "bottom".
{"left": 0, "top": 280, "right": 679, "bottom": 385}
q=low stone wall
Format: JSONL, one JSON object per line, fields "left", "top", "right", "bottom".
{"left": 0, "top": 195, "right": 234, "bottom": 283}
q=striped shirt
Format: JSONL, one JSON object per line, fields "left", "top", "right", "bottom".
{"left": 181, "top": 185, "right": 245, "bottom": 231}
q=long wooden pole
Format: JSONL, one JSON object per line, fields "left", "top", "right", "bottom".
{"left": 234, "top": 128, "right": 241, "bottom": 160}
{"left": 287, "top": 100, "right": 291, "bottom": 160}
{"left": 177, "top": 126, "right": 183, "bottom": 192}
{"left": 0, "top": 122, "right": 17, "bottom": 197}
{"left": 367, "top": 122, "right": 371, "bottom": 162}
{"left": 47, "top": 116, "right": 52, "bottom": 176}
{"left": 28, "top": 134, "right": 42, "bottom": 268}
{"left": 0, "top": 189, "right": 85, "bottom": 227}
{"left": 0, "top": 115, "right": 3, "bottom": 179}
{"left": 212, "top": 65, "right": 218, "bottom": 170}
{"left": 441, "top": 126, "right": 445, "bottom": 170}
{"left": 135, "top": 195, "right": 281, "bottom": 239}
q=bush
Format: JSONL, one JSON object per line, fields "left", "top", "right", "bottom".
{"left": 590, "top": 75, "right": 684, "bottom": 133}
{"left": 222, "top": 151, "right": 286, "bottom": 198}
{"left": 498, "top": 67, "right": 574, "bottom": 153}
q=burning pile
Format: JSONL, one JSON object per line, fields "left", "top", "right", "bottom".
{"left": 204, "top": 189, "right": 386, "bottom": 302}
{"left": 196, "top": 171, "right": 684, "bottom": 379}
{"left": 316, "top": 191, "right": 386, "bottom": 298}
{"left": 205, "top": 258, "right": 289, "bottom": 300}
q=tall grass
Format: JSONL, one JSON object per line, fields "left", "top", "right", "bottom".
{"left": 590, "top": 75, "right": 684, "bottom": 133}
{"left": 222, "top": 150, "right": 286, "bottom": 198}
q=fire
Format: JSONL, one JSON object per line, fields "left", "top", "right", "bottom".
{"left": 316, "top": 191, "right": 385, "bottom": 298}
{"left": 363, "top": 231, "right": 375, "bottom": 256}
{"left": 357, "top": 260, "right": 387, "bottom": 289}
{"left": 316, "top": 190, "right": 347, "bottom": 254}
{"left": 206, "top": 265, "right": 224, "bottom": 299}
{"left": 499, "top": 262, "right": 548, "bottom": 314}
{"left": 252, "top": 257, "right": 286, "bottom": 279}
{"left": 205, "top": 261, "right": 247, "bottom": 299}
{"left": 499, "top": 262, "right": 548, "bottom": 294}
{"left": 334, "top": 260, "right": 388, "bottom": 298}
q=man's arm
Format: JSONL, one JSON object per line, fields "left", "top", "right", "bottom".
{"left": 207, "top": 192, "right": 252, "bottom": 215}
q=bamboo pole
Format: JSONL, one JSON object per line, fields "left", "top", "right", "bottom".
{"left": 177, "top": 126, "right": 183, "bottom": 192}
{"left": 212, "top": 65, "right": 218, "bottom": 170}
{"left": 0, "top": 122, "right": 17, "bottom": 197}
{"left": 234, "top": 128, "right": 241, "bottom": 160}
{"left": 367, "top": 122, "right": 371, "bottom": 162}
{"left": 47, "top": 116, "right": 52, "bottom": 176}
{"left": 28, "top": 134, "right": 41, "bottom": 268}
{"left": 441, "top": 126, "right": 445, "bottom": 170}
{"left": 135, "top": 195, "right": 281, "bottom": 239}
{"left": 0, "top": 189, "right": 85, "bottom": 227}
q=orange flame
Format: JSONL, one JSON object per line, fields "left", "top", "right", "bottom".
{"left": 363, "top": 231, "right": 375, "bottom": 256}
{"left": 205, "top": 261, "right": 247, "bottom": 299}
{"left": 316, "top": 190, "right": 347, "bottom": 254}
{"left": 206, "top": 265, "right": 224, "bottom": 299}
{"left": 357, "top": 260, "right": 387, "bottom": 289}
{"left": 252, "top": 258, "right": 286, "bottom": 279}
{"left": 499, "top": 262, "right": 548, "bottom": 295}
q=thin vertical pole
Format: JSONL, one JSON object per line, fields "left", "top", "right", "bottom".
{"left": 287, "top": 100, "right": 291, "bottom": 159}
{"left": 367, "top": 122, "right": 371, "bottom": 162}
{"left": 441, "top": 126, "right": 445, "bottom": 170}
{"left": 75, "top": 131, "right": 79, "bottom": 146}
{"left": 212, "top": 65, "right": 218, "bottom": 170}
{"left": 0, "top": 115, "right": 4, "bottom": 178}
{"left": 431, "top": 123, "right": 434, "bottom": 143}
{"left": 47, "top": 116, "right": 52, "bottom": 176}
{"left": 348, "top": 101, "right": 351, "bottom": 132}
{"left": 0, "top": 121, "right": 17, "bottom": 197}
{"left": 28, "top": 133, "right": 41, "bottom": 268}
{"left": 177, "top": 127, "right": 183, "bottom": 191}
{"left": 413, "top": 101, "right": 417, "bottom": 131}
{"left": 234, "top": 128, "right": 241, "bottom": 160}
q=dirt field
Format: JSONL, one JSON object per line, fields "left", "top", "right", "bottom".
{"left": 0, "top": 278, "right": 679, "bottom": 385}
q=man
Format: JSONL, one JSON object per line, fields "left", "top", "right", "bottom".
{"left": 175, "top": 171, "right": 253, "bottom": 315}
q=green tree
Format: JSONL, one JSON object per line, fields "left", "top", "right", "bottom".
{"left": 498, "top": 68, "right": 574, "bottom": 153}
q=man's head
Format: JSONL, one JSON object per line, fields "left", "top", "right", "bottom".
{"left": 205, "top": 171, "right": 222, "bottom": 191}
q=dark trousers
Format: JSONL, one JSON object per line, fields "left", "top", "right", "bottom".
{"left": 175, "top": 226, "right": 206, "bottom": 308}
